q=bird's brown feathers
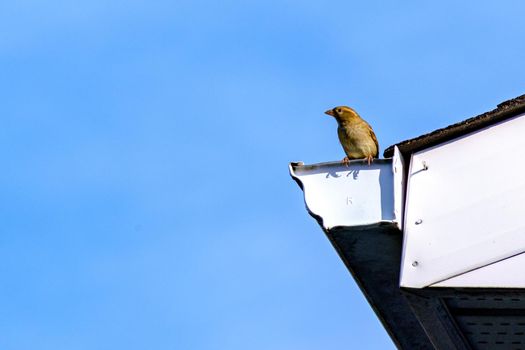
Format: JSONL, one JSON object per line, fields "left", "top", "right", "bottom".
{"left": 367, "top": 122, "right": 379, "bottom": 155}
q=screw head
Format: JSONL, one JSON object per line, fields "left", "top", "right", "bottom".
{"left": 412, "top": 261, "right": 419, "bottom": 267}
{"left": 415, "top": 219, "right": 423, "bottom": 225}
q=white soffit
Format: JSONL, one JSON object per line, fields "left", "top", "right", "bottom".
{"left": 400, "top": 112, "right": 525, "bottom": 288}
{"left": 290, "top": 150, "right": 404, "bottom": 230}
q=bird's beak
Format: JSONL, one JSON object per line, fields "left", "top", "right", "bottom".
{"left": 324, "top": 109, "right": 334, "bottom": 117}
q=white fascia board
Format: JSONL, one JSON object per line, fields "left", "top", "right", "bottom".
{"left": 393, "top": 146, "right": 406, "bottom": 230}
{"left": 290, "top": 148, "right": 404, "bottom": 230}
{"left": 431, "top": 252, "right": 525, "bottom": 288}
{"left": 400, "top": 112, "right": 525, "bottom": 288}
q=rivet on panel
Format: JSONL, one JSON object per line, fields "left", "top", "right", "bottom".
{"left": 415, "top": 219, "right": 423, "bottom": 225}
{"left": 412, "top": 261, "right": 419, "bottom": 267}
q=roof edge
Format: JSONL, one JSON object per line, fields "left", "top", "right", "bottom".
{"left": 384, "top": 94, "right": 525, "bottom": 158}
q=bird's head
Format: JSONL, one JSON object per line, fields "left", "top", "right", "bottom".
{"left": 324, "top": 106, "right": 359, "bottom": 121}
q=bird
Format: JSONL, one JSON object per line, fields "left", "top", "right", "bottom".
{"left": 325, "top": 106, "right": 379, "bottom": 166}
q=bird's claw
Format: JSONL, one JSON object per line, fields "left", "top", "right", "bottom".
{"left": 342, "top": 157, "right": 350, "bottom": 167}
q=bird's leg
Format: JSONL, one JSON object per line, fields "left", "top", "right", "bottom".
{"left": 365, "top": 155, "right": 373, "bottom": 166}
{"left": 342, "top": 156, "right": 350, "bottom": 167}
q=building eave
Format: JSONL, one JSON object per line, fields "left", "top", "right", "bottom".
{"left": 292, "top": 93, "right": 525, "bottom": 349}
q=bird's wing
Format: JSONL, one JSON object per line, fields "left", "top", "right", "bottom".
{"left": 367, "top": 123, "right": 380, "bottom": 157}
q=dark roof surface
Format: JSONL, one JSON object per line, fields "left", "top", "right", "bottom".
{"left": 384, "top": 94, "right": 525, "bottom": 158}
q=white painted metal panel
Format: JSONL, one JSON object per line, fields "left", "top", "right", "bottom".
{"left": 432, "top": 252, "right": 525, "bottom": 288}
{"left": 401, "top": 113, "right": 525, "bottom": 288}
{"left": 393, "top": 146, "right": 405, "bottom": 230}
{"left": 289, "top": 159, "right": 396, "bottom": 230}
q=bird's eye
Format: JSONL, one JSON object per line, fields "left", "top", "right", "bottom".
{"left": 336, "top": 108, "right": 342, "bottom": 113}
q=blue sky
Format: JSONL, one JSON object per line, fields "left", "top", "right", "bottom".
{"left": 2, "top": 1, "right": 525, "bottom": 349}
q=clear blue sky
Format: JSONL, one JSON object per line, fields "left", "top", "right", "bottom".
{"left": 2, "top": 1, "right": 525, "bottom": 349}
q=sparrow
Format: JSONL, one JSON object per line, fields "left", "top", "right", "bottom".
{"left": 325, "top": 106, "right": 379, "bottom": 166}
